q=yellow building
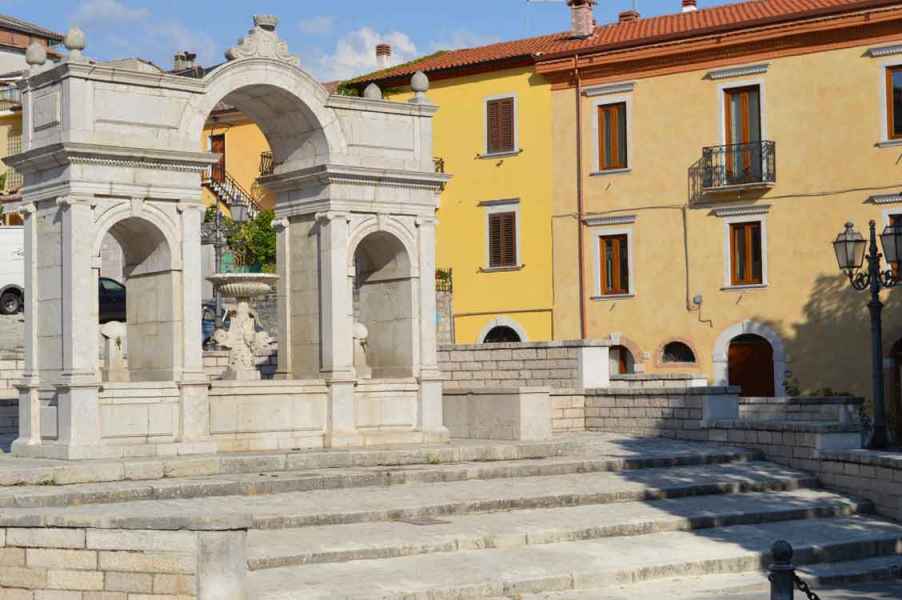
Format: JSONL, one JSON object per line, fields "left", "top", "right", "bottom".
{"left": 350, "top": 44, "right": 557, "bottom": 343}
{"left": 534, "top": 0, "right": 902, "bottom": 420}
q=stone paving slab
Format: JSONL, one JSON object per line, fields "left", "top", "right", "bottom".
{"left": 246, "top": 489, "right": 869, "bottom": 570}
{"left": 0, "top": 461, "right": 815, "bottom": 530}
{"left": 247, "top": 516, "right": 902, "bottom": 599}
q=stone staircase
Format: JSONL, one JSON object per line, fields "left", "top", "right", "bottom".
{"left": 0, "top": 434, "right": 899, "bottom": 598}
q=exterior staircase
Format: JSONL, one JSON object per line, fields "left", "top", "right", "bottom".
{"left": 0, "top": 434, "right": 899, "bottom": 598}
{"left": 202, "top": 168, "right": 261, "bottom": 221}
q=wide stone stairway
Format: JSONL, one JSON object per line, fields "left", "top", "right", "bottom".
{"left": 0, "top": 434, "right": 900, "bottom": 598}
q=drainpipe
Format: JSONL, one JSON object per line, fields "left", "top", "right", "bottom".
{"left": 574, "top": 56, "right": 587, "bottom": 339}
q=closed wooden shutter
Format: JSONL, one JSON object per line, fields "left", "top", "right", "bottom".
{"left": 487, "top": 98, "right": 515, "bottom": 154}
{"left": 489, "top": 211, "right": 517, "bottom": 268}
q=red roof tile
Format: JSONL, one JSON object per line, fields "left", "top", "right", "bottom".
{"left": 353, "top": 0, "right": 899, "bottom": 84}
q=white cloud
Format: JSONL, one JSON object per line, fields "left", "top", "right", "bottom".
{"left": 72, "top": 0, "right": 150, "bottom": 26}
{"left": 299, "top": 16, "right": 335, "bottom": 35}
{"left": 429, "top": 30, "right": 501, "bottom": 52}
{"left": 313, "top": 27, "right": 418, "bottom": 81}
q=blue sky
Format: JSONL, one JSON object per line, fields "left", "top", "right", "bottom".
{"left": 1, "top": 0, "right": 734, "bottom": 80}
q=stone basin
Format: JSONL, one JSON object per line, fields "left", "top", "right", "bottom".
{"left": 207, "top": 273, "right": 279, "bottom": 299}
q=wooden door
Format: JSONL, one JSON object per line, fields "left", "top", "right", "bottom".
{"left": 724, "top": 86, "right": 761, "bottom": 181}
{"left": 210, "top": 134, "right": 226, "bottom": 183}
{"left": 728, "top": 335, "right": 775, "bottom": 397}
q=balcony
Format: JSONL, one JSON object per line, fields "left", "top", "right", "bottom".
{"left": 701, "top": 140, "right": 775, "bottom": 193}
{"left": 259, "top": 151, "right": 274, "bottom": 176}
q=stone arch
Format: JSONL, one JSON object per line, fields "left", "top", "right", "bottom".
{"left": 92, "top": 206, "right": 179, "bottom": 266}
{"left": 607, "top": 333, "right": 644, "bottom": 374}
{"left": 656, "top": 338, "right": 699, "bottom": 367}
{"left": 713, "top": 320, "right": 787, "bottom": 395}
{"left": 477, "top": 317, "right": 528, "bottom": 344}
{"left": 352, "top": 230, "right": 415, "bottom": 378}
{"left": 184, "top": 59, "right": 347, "bottom": 173}
{"left": 347, "top": 217, "right": 419, "bottom": 277}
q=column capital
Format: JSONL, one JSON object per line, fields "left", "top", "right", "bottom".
{"left": 56, "top": 195, "right": 93, "bottom": 210}
{"left": 315, "top": 211, "right": 350, "bottom": 224}
{"left": 18, "top": 203, "right": 36, "bottom": 218}
{"left": 176, "top": 201, "right": 206, "bottom": 215}
{"left": 272, "top": 217, "right": 290, "bottom": 233}
{"left": 415, "top": 215, "right": 437, "bottom": 227}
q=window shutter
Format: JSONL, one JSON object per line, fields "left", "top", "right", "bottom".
{"left": 487, "top": 98, "right": 514, "bottom": 154}
{"left": 487, "top": 100, "right": 501, "bottom": 154}
{"left": 488, "top": 211, "right": 516, "bottom": 268}
{"left": 489, "top": 213, "right": 502, "bottom": 267}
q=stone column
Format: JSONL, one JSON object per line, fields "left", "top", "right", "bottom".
{"left": 415, "top": 216, "right": 448, "bottom": 442}
{"left": 273, "top": 217, "right": 292, "bottom": 379}
{"left": 12, "top": 203, "right": 40, "bottom": 450}
{"left": 317, "top": 212, "right": 360, "bottom": 447}
{"left": 56, "top": 196, "right": 100, "bottom": 450}
{"left": 178, "top": 203, "right": 211, "bottom": 444}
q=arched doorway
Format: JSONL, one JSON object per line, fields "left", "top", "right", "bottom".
{"left": 353, "top": 231, "right": 414, "bottom": 378}
{"left": 610, "top": 345, "right": 635, "bottom": 375}
{"left": 483, "top": 326, "right": 521, "bottom": 343}
{"left": 728, "top": 334, "right": 775, "bottom": 397}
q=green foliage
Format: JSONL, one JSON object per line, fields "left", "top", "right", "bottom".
{"left": 0, "top": 172, "right": 7, "bottom": 192}
{"left": 225, "top": 209, "right": 277, "bottom": 271}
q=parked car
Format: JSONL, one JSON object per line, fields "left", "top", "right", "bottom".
{"left": 99, "top": 277, "right": 127, "bottom": 324}
{"left": 0, "top": 226, "right": 23, "bottom": 315}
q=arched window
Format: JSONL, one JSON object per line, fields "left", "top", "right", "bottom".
{"left": 610, "top": 345, "right": 635, "bottom": 375}
{"left": 483, "top": 326, "right": 522, "bottom": 344}
{"left": 662, "top": 341, "right": 696, "bottom": 364}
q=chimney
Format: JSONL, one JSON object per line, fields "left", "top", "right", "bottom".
{"left": 173, "top": 51, "right": 197, "bottom": 71}
{"left": 376, "top": 43, "right": 392, "bottom": 69}
{"left": 618, "top": 9, "right": 640, "bottom": 22}
{"left": 681, "top": 0, "right": 698, "bottom": 12}
{"left": 567, "top": 0, "right": 597, "bottom": 39}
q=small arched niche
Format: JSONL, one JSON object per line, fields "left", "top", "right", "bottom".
{"left": 610, "top": 345, "right": 636, "bottom": 375}
{"left": 353, "top": 231, "right": 414, "bottom": 378}
{"left": 662, "top": 341, "right": 697, "bottom": 364}
{"left": 483, "top": 326, "right": 522, "bottom": 343}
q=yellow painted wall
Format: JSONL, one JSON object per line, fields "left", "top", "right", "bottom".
{"left": 201, "top": 118, "right": 274, "bottom": 211}
{"left": 552, "top": 40, "right": 902, "bottom": 406}
{"left": 387, "top": 67, "right": 555, "bottom": 343}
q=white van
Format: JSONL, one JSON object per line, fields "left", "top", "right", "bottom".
{"left": 0, "top": 227, "right": 24, "bottom": 314}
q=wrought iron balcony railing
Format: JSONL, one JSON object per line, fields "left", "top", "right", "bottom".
{"left": 259, "top": 151, "right": 274, "bottom": 176}
{"left": 701, "top": 140, "right": 775, "bottom": 191}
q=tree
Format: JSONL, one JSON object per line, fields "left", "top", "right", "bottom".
{"left": 225, "top": 210, "right": 277, "bottom": 272}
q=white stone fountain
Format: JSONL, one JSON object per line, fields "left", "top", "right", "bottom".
{"left": 207, "top": 273, "right": 279, "bottom": 380}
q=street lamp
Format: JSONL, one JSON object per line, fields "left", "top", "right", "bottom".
{"left": 832, "top": 220, "right": 901, "bottom": 449}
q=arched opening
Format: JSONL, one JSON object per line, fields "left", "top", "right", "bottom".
{"left": 610, "top": 345, "right": 635, "bottom": 375}
{"left": 98, "top": 217, "right": 176, "bottom": 383}
{"left": 353, "top": 231, "right": 414, "bottom": 378}
{"left": 728, "top": 334, "right": 775, "bottom": 397}
{"left": 483, "top": 326, "right": 522, "bottom": 344}
{"left": 662, "top": 341, "right": 696, "bottom": 364}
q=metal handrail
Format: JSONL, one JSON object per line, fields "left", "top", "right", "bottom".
{"left": 202, "top": 168, "right": 262, "bottom": 220}
{"left": 701, "top": 140, "right": 776, "bottom": 189}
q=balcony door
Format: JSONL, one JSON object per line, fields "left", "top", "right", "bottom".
{"left": 210, "top": 134, "right": 226, "bottom": 183}
{"left": 724, "top": 85, "right": 761, "bottom": 183}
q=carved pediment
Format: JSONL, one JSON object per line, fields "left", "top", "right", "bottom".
{"left": 226, "top": 15, "right": 300, "bottom": 66}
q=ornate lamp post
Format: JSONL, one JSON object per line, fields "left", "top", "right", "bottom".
{"left": 832, "top": 220, "right": 902, "bottom": 449}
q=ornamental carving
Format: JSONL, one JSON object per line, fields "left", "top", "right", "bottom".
{"left": 226, "top": 15, "right": 300, "bottom": 66}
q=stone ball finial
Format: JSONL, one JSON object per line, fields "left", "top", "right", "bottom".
{"left": 353, "top": 322, "right": 369, "bottom": 340}
{"left": 411, "top": 70, "right": 429, "bottom": 94}
{"left": 254, "top": 15, "right": 279, "bottom": 31}
{"left": 64, "top": 26, "right": 86, "bottom": 62}
{"left": 25, "top": 41, "right": 48, "bottom": 67}
{"left": 363, "top": 82, "right": 383, "bottom": 100}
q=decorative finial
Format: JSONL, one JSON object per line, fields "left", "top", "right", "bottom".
{"left": 254, "top": 15, "right": 279, "bottom": 31}
{"left": 64, "top": 26, "right": 86, "bottom": 63}
{"left": 409, "top": 71, "right": 431, "bottom": 104}
{"left": 25, "top": 41, "right": 48, "bottom": 70}
{"left": 226, "top": 15, "right": 299, "bottom": 66}
{"left": 771, "top": 540, "right": 793, "bottom": 564}
{"left": 363, "top": 83, "right": 383, "bottom": 100}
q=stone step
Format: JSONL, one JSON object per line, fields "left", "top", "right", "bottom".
{"left": 0, "top": 434, "right": 754, "bottom": 486}
{"left": 0, "top": 446, "right": 760, "bottom": 509}
{"left": 0, "top": 461, "right": 817, "bottom": 531}
{"left": 246, "top": 515, "right": 902, "bottom": 599}
{"left": 515, "top": 556, "right": 902, "bottom": 599}
{"left": 246, "top": 489, "right": 871, "bottom": 570}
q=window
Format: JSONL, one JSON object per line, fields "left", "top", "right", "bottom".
{"left": 488, "top": 211, "right": 517, "bottom": 268}
{"left": 724, "top": 85, "right": 762, "bottom": 182}
{"left": 598, "top": 102, "right": 627, "bottom": 171}
{"left": 599, "top": 234, "right": 630, "bottom": 295}
{"left": 887, "top": 66, "right": 902, "bottom": 140}
{"left": 891, "top": 214, "right": 902, "bottom": 274}
{"left": 662, "top": 341, "right": 696, "bottom": 364}
{"left": 483, "top": 326, "right": 521, "bottom": 343}
{"left": 485, "top": 96, "right": 515, "bottom": 155}
{"left": 730, "top": 221, "right": 763, "bottom": 286}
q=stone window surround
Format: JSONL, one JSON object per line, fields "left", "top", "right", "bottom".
{"left": 590, "top": 92, "right": 633, "bottom": 176}
{"left": 481, "top": 92, "right": 520, "bottom": 157}
{"left": 481, "top": 198, "right": 522, "bottom": 270}
{"left": 878, "top": 57, "right": 902, "bottom": 147}
{"left": 476, "top": 316, "right": 529, "bottom": 344}
{"left": 591, "top": 220, "right": 636, "bottom": 299}
{"left": 718, "top": 208, "right": 769, "bottom": 291}
{"left": 712, "top": 319, "right": 787, "bottom": 396}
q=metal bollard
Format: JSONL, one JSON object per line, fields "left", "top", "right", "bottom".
{"left": 769, "top": 540, "right": 795, "bottom": 600}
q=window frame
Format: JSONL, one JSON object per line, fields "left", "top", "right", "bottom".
{"left": 482, "top": 199, "right": 521, "bottom": 271}
{"left": 592, "top": 225, "right": 635, "bottom": 298}
{"left": 722, "top": 214, "right": 768, "bottom": 289}
{"left": 483, "top": 93, "right": 519, "bottom": 157}
{"left": 718, "top": 79, "right": 767, "bottom": 147}
{"left": 884, "top": 63, "right": 902, "bottom": 143}
{"left": 884, "top": 208, "right": 902, "bottom": 274}
{"left": 591, "top": 94, "right": 632, "bottom": 175}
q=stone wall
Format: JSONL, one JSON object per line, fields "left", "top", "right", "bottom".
{"left": 436, "top": 289, "right": 454, "bottom": 345}
{"left": 438, "top": 340, "right": 609, "bottom": 390}
{"left": 739, "top": 396, "right": 863, "bottom": 424}
{"left": 817, "top": 450, "right": 902, "bottom": 522}
{"left": 0, "top": 526, "right": 246, "bottom": 598}
{"left": 551, "top": 390, "right": 586, "bottom": 433}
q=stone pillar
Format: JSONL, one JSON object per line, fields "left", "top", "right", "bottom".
{"left": 197, "top": 530, "right": 247, "bottom": 600}
{"left": 57, "top": 196, "right": 100, "bottom": 450}
{"left": 273, "top": 217, "right": 292, "bottom": 379}
{"left": 318, "top": 212, "right": 360, "bottom": 447}
{"left": 179, "top": 203, "right": 211, "bottom": 444}
{"left": 13, "top": 203, "right": 40, "bottom": 450}
{"left": 415, "top": 216, "right": 448, "bottom": 441}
